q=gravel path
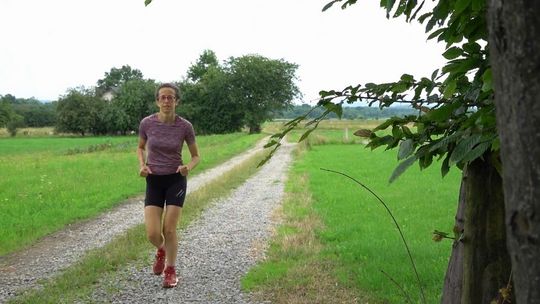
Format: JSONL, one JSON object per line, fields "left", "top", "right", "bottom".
{"left": 0, "top": 138, "right": 283, "bottom": 303}
{"left": 90, "top": 141, "right": 294, "bottom": 304}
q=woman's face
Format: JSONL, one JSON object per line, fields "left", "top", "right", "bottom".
{"left": 156, "top": 87, "right": 178, "bottom": 114}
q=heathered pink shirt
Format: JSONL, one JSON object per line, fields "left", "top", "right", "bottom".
{"left": 139, "top": 114, "right": 196, "bottom": 175}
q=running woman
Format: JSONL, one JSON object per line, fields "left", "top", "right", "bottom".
{"left": 137, "top": 82, "right": 200, "bottom": 288}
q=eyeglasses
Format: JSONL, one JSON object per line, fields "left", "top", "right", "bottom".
{"left": 158, "top": 95, "right": 176, "bottom": 102}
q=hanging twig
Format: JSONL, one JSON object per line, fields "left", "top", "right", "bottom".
{"left": 320, "top": 168, "right": 427, "bottom": 304}
{"left": 380, "top": 270, "right": 414, "bottom": 304}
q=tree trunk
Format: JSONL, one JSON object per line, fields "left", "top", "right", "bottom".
{"left": 441, "top": 157, "right": 512, "bottom": 304}
{"left": 461, "top": 157, "right": 511, "bottom": 303}
{"left": 249, "top": 124, "right": 261, "bottom": 134}
{"left": 488, "top": 1, "right": 540, "bottom": 302}
{"left": 440, "top": 179, "right": 466, "bottom": 303}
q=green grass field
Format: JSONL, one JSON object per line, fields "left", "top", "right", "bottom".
{"left": 243, "top": 143, "right": 461, "bottom": 303}
{"left": 0, "top": 132, "right": 265, "bottom": 256}
{"left": 2, "top": 120, "right": 462, "bottom": 303}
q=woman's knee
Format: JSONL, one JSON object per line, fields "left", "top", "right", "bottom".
{"left": 162, "top": 227, "right": 177, "bottom": 240}
{"left": 146, "top": 230, "right": 162, "bottom": 244}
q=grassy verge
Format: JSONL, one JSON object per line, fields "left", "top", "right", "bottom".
{"left": 7, "top": 150, "right": 268, "bottom": 304}
{"left": 0, "top": 135, "right": 137, "bottom": 155}
{"left": 243, "top": 146, "right": 370, "bottom": 303}
{"left": 243, "top": 144, "right": 460, "bottom": 303}
{"left": 0, "top": 132, "right": 265, "bottom": 256}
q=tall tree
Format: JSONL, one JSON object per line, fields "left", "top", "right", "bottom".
{"left": 186, "top": 49, "right": 220, "bottom": 82}
{"left": 182, "top": 65, "right": 244, "bottom": 134}
{"left": 488, "top": 1, "right": 540, "bottom": 302}
{"left": 101, "top": 102, "right": 131, "bottom": 135}
{"left": 55, "top": 88, "right": 95, "bottom": 136}
{"left": 227, "top": 55, "right": 301, "bottom": 133}
{"left": 96, "top": 65, "right": 144, "bottom": 97}
{"left": 113, "top": 78, "right": 156, "bottom": 131}
{"left": 0, "top": 98, "right": 14, "bottom": 127}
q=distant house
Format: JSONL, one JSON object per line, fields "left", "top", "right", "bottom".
{"left": 101, "top": 87, "right": 119, "bottom": 102}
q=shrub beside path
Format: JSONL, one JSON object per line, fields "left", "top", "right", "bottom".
{"left": 0, "top": 138, "right": 285, "bottom": 303}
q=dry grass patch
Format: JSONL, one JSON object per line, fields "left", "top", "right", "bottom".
{"left": 243, "top": 173, "right": 371, "bottom": 303}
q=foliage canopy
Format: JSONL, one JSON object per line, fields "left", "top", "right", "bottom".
{"left": 267, "top": 0, "right": 496, "bottom": 182}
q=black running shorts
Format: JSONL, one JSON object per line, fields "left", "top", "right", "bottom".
{"left": 144, "top": 173, "right": 187, "bottom": 208}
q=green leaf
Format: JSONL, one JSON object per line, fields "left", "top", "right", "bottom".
{"left": 442, "top": 47, "right": 464, "bottom": 60}
{"left": 322, "top": 0, "right": 339, "bottom": 11}
{"left": 449, "top": 134, "right": 482, "bottom": 165}
{"left": 429, "top": 132, "right": 461, "bottom": 152}
{"left": 419, "top": 153, "right": 433, "bottom": 169}
{"left": 373, "top": 119, "right": 393, "bottom": 131}
{"left": 461, "top": 141, "right": 491, "bottom": 163}
{"left": 431, "top": 69, "right": 439, "bottom": 81}
{"left": 354, "top": 129, "right": 373, "bottom": 137}
{"left": 472, "top": 0, "right": 484, "bottom": 11}
{"left": 264, "top": 140, "right": 279, "bottom": 148}
{"left": 389, "top": 156, "right": 417, "bottom": 183}
{"left": 427, "top": 28, "right": 446, "bottom": 40}
{"left": 391, "top": 83, "right": 409, "bottom": 94}
{"left": 418, "top": 12, "right": 432, "bottom": 24}
{"left": 386, "top": 0, "right": 397, "bottom": 18}
{"left": 454, "top": 0, "right": 470, "bottom": 15}
{"left": 402, "top": 125, "right": 413, "bottom": 136}
{"left": 443, "top": 80, "right": 457, "bottom": 98}
{"left": 410, "top": 0, "right": 425, "bottom": 21}
{"left": 392, "top": 125, "right": 403, "bottom": 138}
{"left": 481, "top": 69, "right": 492, "bottom": 92}
{"left": 462, "top": 42, "right": 481, "bottom": 54}
{"left": 393, "top": 0, "right": 408, "bottom": 18}
{"left": 299, "top": 128, "right": 317, "bottom": 142}
{"left": 400, "top": 74, "right": 414, "bottom": 82}
{"left": 144, "top": 0, "right": 152, "bottom": 6}
{"left": 441, "top": 155, "right": 451, "bottom": 177}
{"left": 398, "top": 139, "right": 415, "bottom": 160}
{"left": 491, "top": 137, "right": 500, "bottom": 152}
{"left": 426, "top": 102, "right": 460, "bottom": 122}
{"left": 322, "top": 102, "right": 343, "bottom": 118}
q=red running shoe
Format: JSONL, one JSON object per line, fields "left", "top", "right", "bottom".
{"left": 153, "top": 247, "right": 166, "bottom": 275}
{"left": 163, "top": 266, "right": 178, "bottom": 288}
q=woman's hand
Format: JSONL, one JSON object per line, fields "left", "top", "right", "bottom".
{"left": 139, "top": 165, "right": 152, "bottom": 177}
{"left": 177, "top": 165, "right": 190, "bottom": 176}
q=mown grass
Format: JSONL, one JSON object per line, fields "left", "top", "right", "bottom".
{"left": 0, "top": 132, "right": 265, "bottom": 256}
{"left": 0, "top": 136, "right": 137, "bottom": 155}
{"left": 243, "top": 143, "right": 461, "bottom": 303}
{"left": 243, "top": 147, "right": 370, "bottom": 303}
{"left": 265, "top": 119, "right": 389, "bottom": 145}
{"left": 7, "top": 150, "right": 268, "bottom": 304}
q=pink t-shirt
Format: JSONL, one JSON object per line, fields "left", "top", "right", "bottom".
{"left": 139, "top": 114, "right": 196, "bottom": 175}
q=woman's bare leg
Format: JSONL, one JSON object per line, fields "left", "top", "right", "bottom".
{"left": 144, "top": 206, "right": 164, "bottom": 248}
{"left": 162, "top": 205, "right": 182, "bottom": 266}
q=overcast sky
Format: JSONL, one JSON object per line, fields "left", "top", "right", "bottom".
{"left": 0, "top": 0, "right": 446, "bottom": 103}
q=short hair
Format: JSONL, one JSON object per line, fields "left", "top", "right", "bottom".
{"left": 155, "top": 83, "right": 180, "bottom": 101}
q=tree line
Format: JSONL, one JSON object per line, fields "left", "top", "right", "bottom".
{"left": 274, "top": 104, "right": 418, "bottom": 120}
{"left": 0, "top": 95, "right": 57, "bottom": 136}
{"left": 1, "top": 50, "right": 301, "bottom": 136}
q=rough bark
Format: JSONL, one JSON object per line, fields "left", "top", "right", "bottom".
{"left": 461, "top": 158, "right": 511, "bottom": 303}
{"left": 440, "top": 178, "right": 466, "bottom": 304}
{"left": 441, "top": 158, "right": 511, "bottom": 304}
{"left": 488, "top": 1, "right": 540, "bottom": 302}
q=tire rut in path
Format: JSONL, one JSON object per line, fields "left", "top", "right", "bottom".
{"left": 93, "top": 142, "right": 295, "bottom": 304}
